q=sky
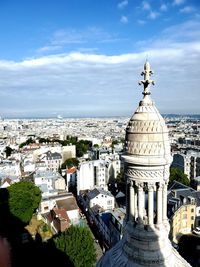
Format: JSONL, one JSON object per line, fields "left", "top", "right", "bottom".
{"left": 0, "top": 0, "right": 200, "bottom": 118}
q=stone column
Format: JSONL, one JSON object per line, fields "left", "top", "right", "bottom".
{"left": 138, "top": 183, "right": 144, "bottom": 224}
{"left": 162, "top": 182, "right": 168, "bottom": 222}
{"left": 156, "top": 183, "right": 163, "bottom": 225}
{"left": 130, "top": 181, "right": 135, "bottom": 221}
{"left": 134, "top": 190, "right": 138, "bottom": 221}
{"left": 126, "top": 177, "right": 130, "bottom": 222}
{"left": 148, "top": 183, "right": 154, "bottom": 225}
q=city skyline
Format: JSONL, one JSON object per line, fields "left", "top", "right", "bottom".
{"left": 0, "top": 0, "right": 200, "bottom": 117}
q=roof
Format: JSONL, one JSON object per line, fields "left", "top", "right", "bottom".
{"left": 3, "top": 177, "right": 12, "bottom": 184}
{"left": 168, "top": 180, "right": 191, "bottom": 191}
{"left": 52, "top": 207, "right": 70, "bottom": 221}
{"left": 67, "top": 167, "right": 76, "bottom": 174}
{"left": 87, "top": 188, "right": 114, "bottom": 200}
{"left": 56, "top": 197, "right": 79, "bottom": 211}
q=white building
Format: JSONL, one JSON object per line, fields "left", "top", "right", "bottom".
{"left": 172, "top": 151, "right": 200, "bottom": 180}
{"left": 77, "top": 158, "right": 121, "bottom": 193}
{"left": 87, "top": 188, "right": 115, "bottom": 211}
{"left": 34, "top": 170, "right": 66, "bottom": 196}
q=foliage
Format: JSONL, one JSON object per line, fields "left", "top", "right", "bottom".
{"left": 8, "top": 181, "right": 41, "bottom": 224}
{"left": 53, "top": 225, "right": 96, "bottom": 267}
{"left": 115, "top": 170, "right": 126, "bottom": 193}
{"left": 19, "top": 138, "right": 35, "bottom": 148}
{"left": 93, "top": 144, "right": 99, "bottom": 148}
{"left": 38, "top": 136, "right": 92, "bottom": 157}
{"left": 116, "top": 172, "right": 126, "bottom": 191}
{"left": 4, "top": 146, "right": 13, "bottom": 157}
{"left": 42, "top": 223, "right": 49, "bottom": 232}
{"left": 169, "top": 167, "right": 190, "bottom": 186}
{"left": 76, "top": 139, "right": 92, "bottom": 157}
{"left": 112, "top": 140, "right": 119, "bottom": 145}
{"left": 61, "top": 158, "right": 79, "bottom": 169}
{"left": 38, "top": 137, "right": 51, "bottom": 143}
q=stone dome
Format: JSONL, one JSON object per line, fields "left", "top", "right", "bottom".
{"left": 124, "top": 61, "right": 172, "bottom": 167}
{"left": 125, "top": 94, "right": 172, "bottom": 166}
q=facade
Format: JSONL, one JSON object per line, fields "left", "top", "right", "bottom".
{"left": 97, "top": 62, "right": 190, "bottom": 266}
{"left": 77, "top": 158, "right": 120, "bottom": 193}
{"left": 80, "top": 188, "right": 115, "bottom": 212}
{"left": 43, "top": 151, "right": 62, "bottom": 172}
{"left": 172, "top": 151, "right": 200, "bottom": 180}
{"left": 168, "top": 181, "right": 200, "bottom": 241}
{"left": 88, "top": 188, "right": 115, "bottom": 210}
{"left": 34, "top": 170, "right": 66, "bottom": 196}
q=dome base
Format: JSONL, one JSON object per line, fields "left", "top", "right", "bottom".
{"left": 97, "top": 237, "right": 191, "bottom": 267}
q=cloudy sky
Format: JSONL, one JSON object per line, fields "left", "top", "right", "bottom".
{"left": 0, "top": 0, "right": 199, "bottom": 118}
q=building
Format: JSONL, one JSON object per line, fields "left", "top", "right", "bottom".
{"left": 77, "top": 158, "right": 120, "bottom": 193}
{"left": 172, "top": 151, "right": 200, "bottom": 181}
{"left": 80, "top": 188, "right": 115, "bottom": 212}
{"left": 168, "top": 181, "right": 200, "bottom": 243}
{"left": 97, "top": 62, "right": 190, "bottom": 266}
{"left": 34, "top": 170, "right": 66, "bottom": 197}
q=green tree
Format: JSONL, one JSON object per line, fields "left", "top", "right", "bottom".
{"left": 8, "top": 181, "right": 41, "bottom": 224}
{"left": 93, "top": 144, "right": 99, "bottom": 149}
{"left": 4, "top": 146, "right": 13, "bottom": 158}
{"left": 53, "top": 225, "right": 96, "bottom": 267}
{"left": 19, "top": 138, "right": 35, "bottom": 148}
{"left": 61, "top": 158, "right": 79, "bottom": 169}
{"left": 76, "top": 140, "right": 92, "bottom": 157}
{"left": 116, "top": 170, "right": 126, "bottom": 193}
{"left": 169, "top": 167, "right": 190, "bottom": 186}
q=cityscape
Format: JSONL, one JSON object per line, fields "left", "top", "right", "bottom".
{"left": 0, "top": 0, "right": 200, "bottom": 267}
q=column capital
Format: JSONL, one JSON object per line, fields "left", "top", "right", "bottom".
{"left": 136, "top": 182, "right": 143, "bottom": 189}
{"left": 157, "top": 182, "right": 164, "bottom": 190}
{"left": 148, "top": 183, "right": 155, "bottom": 191}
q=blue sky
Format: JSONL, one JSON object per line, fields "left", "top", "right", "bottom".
{"left": 0, "top": 0, "right": 199, "bottom": 117}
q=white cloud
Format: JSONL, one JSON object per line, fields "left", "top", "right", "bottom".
{"left": 173, "top": 0, "right": 185, "bottom": 6}
{"left": 137, "top": 19, "right": 146, "bottom": 25}
{"left": 160, "top": 4, "right": 168, "bottom": 11}
{"left": 117, "top": 0, "right": 128, "bottom": 9}
{"left": 180, "top": 6, "right": 196, "bottom": 13}
{"left": 36, "top": 27, "right": 121, "bottom": 54}
{"left": 149, "top": 11, "right": 160, "bottom": 19}
{"left": 0, "top": 20, "right": 200, "bottom": 116}
{"left": 120, "top": 15, "right": 128, "bottom": 24}
{"left": 142, "top": 1, "right": 151, "bottom": 10}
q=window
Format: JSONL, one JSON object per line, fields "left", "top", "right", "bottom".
{"left": 191, "top": 208, "right": 194, "bottom": 213}
{"left": 107, "top": 200, "right": 112, "bottom": 205}
{"left": 191, "top": 216, "right": 194, "bottom": 220}
{"left": 183, "top": 214, "right": 187, "bottom": 220}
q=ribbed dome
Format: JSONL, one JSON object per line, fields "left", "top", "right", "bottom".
{"left": 125, "top": 94, "right": 171, "bottom": 166}
{"left": 124, "top": 61, "right": 172, "bottom": 167}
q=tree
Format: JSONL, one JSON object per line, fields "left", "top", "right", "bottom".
{"left": 169, "top": 167, "right": 190, "bottom": 187}
{"left": 115, "top": 170, "right": 126, "bottom": 193}
{"left": 53, "top": 225, "right": 96, "bottom": 267}
{"left": 19, "top": 138, "right": 35, "bottom": 148}
{"left": 4, "top": 146, "right": 13, "bottom": 158}
{"left": 8, "top": 181, "right": 41, "bottom": 224}
{"left": 61, "top": 158, "right": 79, "bottom": 169}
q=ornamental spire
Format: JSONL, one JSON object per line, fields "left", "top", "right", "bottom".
{"left": 139, "top": 60, "right": 154, "bottom": 96}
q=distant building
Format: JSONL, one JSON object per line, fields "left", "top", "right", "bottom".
{"left": 80, "top": 188, "right": 115, "bottom": 212}
{"left": 77, "top": 158, "right": 120, "bottom": 193}
{"left": 168, "top": 181, "right": 200, "bottom": 243}
{"left": 34, "top": 170, "right": 66, "bottom": 196}
{"left": 172, "top": 151, "right": 200, "bottom": 180}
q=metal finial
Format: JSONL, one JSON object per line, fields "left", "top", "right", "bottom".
{"left": 138, "top": 61, "right": 154, "bottom": 95}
